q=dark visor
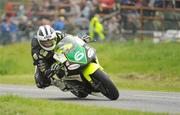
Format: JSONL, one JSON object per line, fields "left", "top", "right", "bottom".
{"left": 40, "top": 39, "right": 54, "bottom": 48}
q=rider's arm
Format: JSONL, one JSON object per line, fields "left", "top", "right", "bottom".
{"left": 55, "top": 30, "right": 90, "bottom": 43}
{"left": 32, "top": 54, "right": 54, "bottom": 78}
{"left": 56, "top": 31, "right": 66, "bottom": 40}
{"left": 31, "top": 38, "right": 54, "bottom": 78}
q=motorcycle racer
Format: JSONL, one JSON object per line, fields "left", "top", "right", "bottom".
{"left": 31, "top": 25, "right": 119, "bottom": 100}
{"left": 31, "top": 25, "right": 66, "bottom": 88}
{"left": 31, "top": 25, "right": 90, "bottom": 88}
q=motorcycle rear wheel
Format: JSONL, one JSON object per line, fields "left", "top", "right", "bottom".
{"left": 91, "top": 69, "right": 119, "bottom": 100}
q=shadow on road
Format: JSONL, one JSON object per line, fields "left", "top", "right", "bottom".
{"left": 47, "top": 97, "right": 111, "bottom": 101}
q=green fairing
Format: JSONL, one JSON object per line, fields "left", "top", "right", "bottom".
{"left": 66, "top": 45, "right": 87, "bottom": 64}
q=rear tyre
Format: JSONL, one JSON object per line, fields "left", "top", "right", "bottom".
{"left": 71, "top": 90, "right": 88, "bottom": 98}
{"left": 91, "top": 69, "right": 119, "bottom": 100}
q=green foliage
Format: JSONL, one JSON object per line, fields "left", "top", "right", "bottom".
{"left": 0, "top": 95, "right": 166, "bottom": 115}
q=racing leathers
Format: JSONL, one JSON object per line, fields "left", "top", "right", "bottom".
{"left": 31, "top": 32, "right": 65, "bottom": 88}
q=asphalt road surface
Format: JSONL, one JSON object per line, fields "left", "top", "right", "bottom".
{"left": 0, "top": 84, "right": 180, "bottom": 114}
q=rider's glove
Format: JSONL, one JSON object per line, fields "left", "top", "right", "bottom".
{"left": 51, "top": 63, "right": 61, "bottom": 73}
{"left": 56, "top": 31, "right": 66, "bottom": 39}
{"left": 81, "top": 35, "right": 90, "bottom": 43}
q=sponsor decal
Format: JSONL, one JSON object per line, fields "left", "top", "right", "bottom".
{"left": 68, "top": 64, "right": 80, "bottom": 70}
{"left": 40, "top": 49, "right": 48, "bottom": 57}
{"left": 53, "top": 53, "right": 67, "bottom": 63}
{"left": 88, "top": 48, "right": 94, "bottom": 58}
{"left": 74, "top": 51, "right": 84, "bottom": 61}
{"left": 43, "top": 51, "right": 48, "bottom": 57}
{"left": 39, "top": 55, "right": 43, "bottom": 59}
{"left": 40, "top": 49, "right": 44, "bottom": 55}
{"left": 66, "top": 61, "right": 70, "bottom": 66}
{"left": 33, "top": 53, "right": 38, "bottom": 60}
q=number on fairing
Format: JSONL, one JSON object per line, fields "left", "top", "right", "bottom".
{"left": 74, "top": 51, "right": 84, "bottom": 61}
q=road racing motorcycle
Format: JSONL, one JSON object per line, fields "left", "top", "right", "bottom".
{"left": 51, "top": 34, "right": 119, "bottom": 100}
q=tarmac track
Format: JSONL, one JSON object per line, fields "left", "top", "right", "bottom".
{"left": 0, "top": 84, "right": 180, "bottom": 114}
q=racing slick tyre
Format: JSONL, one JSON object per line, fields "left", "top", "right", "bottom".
{"left": 91, "top": 69, "right": 119, "bottom": 100}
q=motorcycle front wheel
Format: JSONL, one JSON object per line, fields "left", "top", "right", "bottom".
{"left": 91, "top": 69, "right": 119, "bottom": 100}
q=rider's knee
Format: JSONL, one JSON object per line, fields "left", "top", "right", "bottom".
{"left": 34, "top": 68, "right": 51, "bottom": 88}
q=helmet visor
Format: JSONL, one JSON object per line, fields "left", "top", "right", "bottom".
{"left": 39, "top": 38, "right": 56, "bottom": 48}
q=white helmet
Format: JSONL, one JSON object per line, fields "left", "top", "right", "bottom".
{"left": 36, "top": 25, "right": 57, "bottom": 51}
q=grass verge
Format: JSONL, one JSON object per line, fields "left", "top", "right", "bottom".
{"left": 113, "top": 74, "right": 180, "bottom": 92}
{"left": 0, "top": 95, "right": 166, "bottom": 115}
{"left": 0, "top": 74, "right": 34, "bottom": 85}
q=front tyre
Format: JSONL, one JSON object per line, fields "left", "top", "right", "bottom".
{"left": 91, "top": 69, "right": 119, "bottom": 100}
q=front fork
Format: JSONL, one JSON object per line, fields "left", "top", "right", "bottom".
{"left": 82, "top": 59, "right": 103, "bottom": 83}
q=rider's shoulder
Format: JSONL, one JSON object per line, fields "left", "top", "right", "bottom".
{"left": 31, "top": 36, "right": 39, "bottom": 48}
